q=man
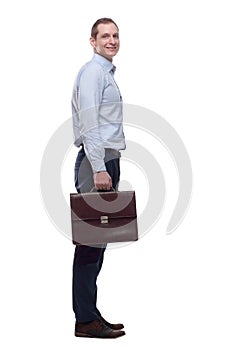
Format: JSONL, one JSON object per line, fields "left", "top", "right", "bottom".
{"left": 71, "top": 18, "right": 126, "bottom": 338}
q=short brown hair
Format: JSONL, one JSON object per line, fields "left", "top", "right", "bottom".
{"left": 91, "top": 18, "right": 119, "bottom": 39}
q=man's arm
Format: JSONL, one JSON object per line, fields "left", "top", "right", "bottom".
{"left": 78, "top": 65, "right": 112, "bottom": 190}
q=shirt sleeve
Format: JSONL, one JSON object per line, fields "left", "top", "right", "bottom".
{"left": 78, "top": 64, "right": 106, "bottom": 173}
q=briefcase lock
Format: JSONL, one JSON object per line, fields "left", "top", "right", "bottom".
{"left": 100, "top": 216, "right": 108, "bottom": 224}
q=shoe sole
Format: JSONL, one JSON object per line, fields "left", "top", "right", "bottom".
{"left": 75, "top": 332, "right": 93, "bottom": 338}
{"left": 75, "top": 331, "right": 125, "bottom": 339}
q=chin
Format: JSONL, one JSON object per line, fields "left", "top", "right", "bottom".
{"left": 106, "top": 52, "right": 117, "bottom": 58}
{"left": 101, "top": 53, "right": 114, "bottom": 61}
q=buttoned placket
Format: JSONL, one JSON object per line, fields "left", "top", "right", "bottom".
{"left": 109, "top": 68, "right": 122, "bottom": 102}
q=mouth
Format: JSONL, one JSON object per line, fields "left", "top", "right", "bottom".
{"left": 106, "top": 46, "right": 117, "bottom": 50}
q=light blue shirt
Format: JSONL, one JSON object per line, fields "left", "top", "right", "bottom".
{"left": 72, "top": 53, "right": 126, "bottom": 173}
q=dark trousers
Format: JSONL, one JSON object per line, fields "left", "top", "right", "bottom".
{"left": 72, "top": 146, "right": 120, "bottom": 322}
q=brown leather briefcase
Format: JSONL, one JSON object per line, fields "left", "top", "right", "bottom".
{"left": 70, "top": 191, "right": 138, "bottom": 245}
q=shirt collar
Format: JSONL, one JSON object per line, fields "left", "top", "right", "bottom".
{"left": 92, "top": 53, "right": 116, "bottom": 74}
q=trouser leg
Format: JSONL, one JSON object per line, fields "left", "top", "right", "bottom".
{"left": 72, "top": 245, "right": 105, "bottom": 322}
{"left": 72, "top": 147, "right": 120, "bottom": 322}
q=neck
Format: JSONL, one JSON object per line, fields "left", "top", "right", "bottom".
{"left": 94, "top": 50, "right": 113, "bottom": 62}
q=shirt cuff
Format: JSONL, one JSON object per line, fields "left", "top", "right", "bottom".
{"left": 91, "top": 159, "right": 106, "bottom": 173}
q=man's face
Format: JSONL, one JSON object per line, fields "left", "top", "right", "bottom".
{"left": 90, "top": 23, "right": 120, "bottom": 61}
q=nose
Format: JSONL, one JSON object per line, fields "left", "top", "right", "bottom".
{"left": 109, "top": 36, "right": 116, "bottom": 44}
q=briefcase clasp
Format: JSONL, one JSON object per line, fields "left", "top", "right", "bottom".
{"left": 100, "top": 216, "right": 108, "bottom": 224}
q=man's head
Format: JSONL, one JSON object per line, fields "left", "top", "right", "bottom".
{"left": 90, "top": 18, "right": 120, "bottom": 62}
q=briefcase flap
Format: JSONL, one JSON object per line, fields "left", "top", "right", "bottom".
{"left": 70, "top": 191, "right": 137, "bottom": 222}
{"left": 70, "top": 191, "right": 138, "bottom": 244}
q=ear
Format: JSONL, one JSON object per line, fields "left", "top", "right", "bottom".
{"left": 90, "top": 37, "right": 96, "bottom": 49}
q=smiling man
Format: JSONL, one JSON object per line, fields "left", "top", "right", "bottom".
{"left": 71, "top": 18, "right": 126, "bottom": 338}
{"left": 90, "top": 20, "right": 120, "bottom": 61}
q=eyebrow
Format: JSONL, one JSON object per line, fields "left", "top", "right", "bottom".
{"left": 101, "top": 32, "right": 119, "bottom": 36}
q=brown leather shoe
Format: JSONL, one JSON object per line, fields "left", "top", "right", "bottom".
{"left": 75, "top": 319, "right": 125, "bottom": 338}
{"left": 100, "top": 316, "right": 124, "bottom": 330}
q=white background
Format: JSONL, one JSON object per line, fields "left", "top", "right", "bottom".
{"left": 1, "top": 0, "right": 233, "bottom": 349}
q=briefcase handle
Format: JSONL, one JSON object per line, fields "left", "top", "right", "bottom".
{"left": 90, "top": 187, "right": 116, "bottom": 193}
